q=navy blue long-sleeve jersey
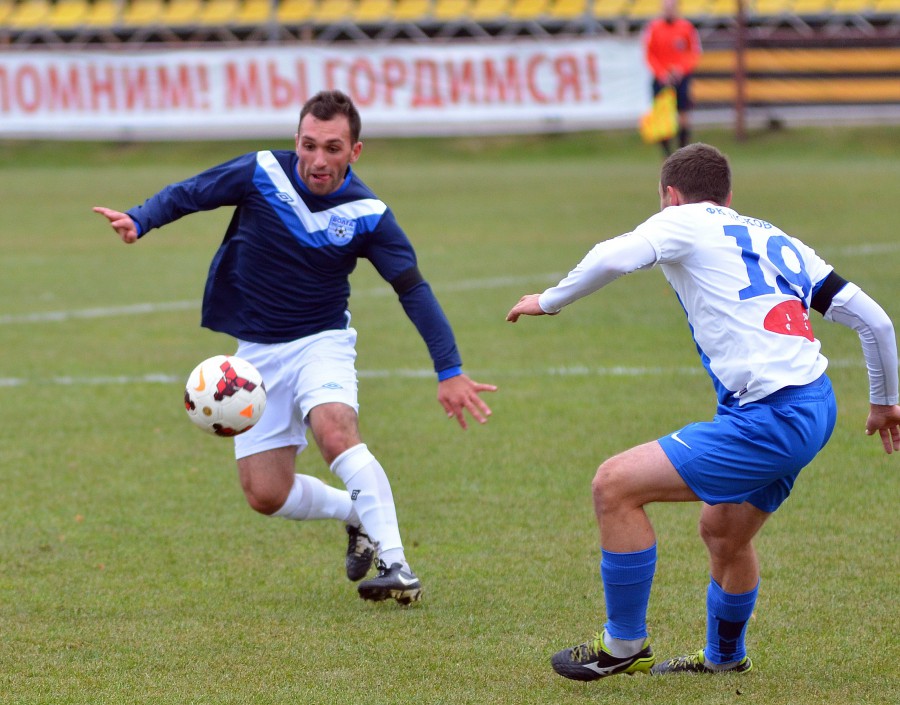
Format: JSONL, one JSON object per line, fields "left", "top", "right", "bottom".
{"left": 126, "top": 150, "right": 462, "bottom": 377}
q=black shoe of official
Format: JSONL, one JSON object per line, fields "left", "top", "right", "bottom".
{"left": 651, "top": 649, "right": 753, "bottom": 675}
{"left": 551, "top": 633, "right": 655, "bottom": 681}
{"left": 344, "top": 523, "right": 376, "bottom": 582}
{"left": 357, "top": 559, "right": 422, "bottom": 605}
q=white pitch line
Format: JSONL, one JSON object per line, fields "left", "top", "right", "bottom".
{"left": 0, "top": 359, "right": 872, "bottom": 388}
{"left": 0, "top": 273, "right": 564, "bottom": 326}
{"left": 834, "top": 242, "right": 900, "bottom": 256}
{"left": 0, "top": 300, "right": 200, "bottom": 325}
{"left": 2, "top": 239, "right": 895, "bottom": 326}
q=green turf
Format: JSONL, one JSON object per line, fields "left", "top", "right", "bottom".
{"left": 0, "top": 126, "right": 898, "bottom": 704}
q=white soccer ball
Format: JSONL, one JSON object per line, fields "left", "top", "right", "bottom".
{"left": 184, "top": 355, "right": 267, "bottom": 437}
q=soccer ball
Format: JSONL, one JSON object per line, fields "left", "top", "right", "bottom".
{"left": 184, "top": 355, "right": 267, "bottom": 437}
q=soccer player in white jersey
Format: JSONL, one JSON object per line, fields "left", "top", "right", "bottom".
{"left": 94, "top": 90, "right": 497, "bottom": 605}
{"left": 507, "top": 143, "right": 900, "bottom": 678}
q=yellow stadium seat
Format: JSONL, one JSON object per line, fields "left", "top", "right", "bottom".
{"left": 48, "top": 0, "right": 90, "bottom": 27}
{"left": 353, "top": 0, "right": 393, "bottom": 21}
{"left": 162, "top": 0, "right": 203, "bottom": 25}
{"left": 1, "top": 0, "right": 20, "bottom": 23}
{"left": 390, "top": 0, "right": 429, "bottom": 19}
{"left": 831, "top": 0, "right": 872, "bottom": 12}
{"left": 123, "top": 0, "right": 165, "bottom": 25}
{"left": 83, "top": 0, "right": 120, "bottom": 25}
{"left": 235, "top": 0, "right": 272, "bottom": 23}
{"left": 7, "top": 0, "right": 52, "bottom": 28}
{"left": 312, "top": 0, "right": 354, "bottom": 20}
{"left": 751, "top": 0, "right": 792, "bottom": 14}
{"left": 628, "top": 0, "right": 663, "bottom": 18}
{"left": 546, "top": 0, "right": 587, "bottom": 19}
{"left": 433, "top": 0, "right": 469, "bottom": 19}
{"left": 678, "top": 0, "right": 709, "bottom": 15}
{"left": 198, "top": 0, "right": 241, "bottom": 24}
{"left": 277, "top": 0, "right": 316, "bottom": 21}
{"left": 593, "top": 0, "right": 632, "bottom": 17}
{"left": 791, "top": 0, "right": 833, "bottom": 14}
{"left": 469, "top": 0, "right": 510, "bottom": 19}
{"left": 509, "top": 0, "right": 549, "bottom": 18}
{"left": 705, "top": 0, "right": 735, "bottom": 16}
{"left": 871, "top": 0, "right": 900, "bottom": 11}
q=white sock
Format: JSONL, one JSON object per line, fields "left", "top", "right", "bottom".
{"left": 330, "top": 443, "right": 405, "bottom": 562}
{"left": 603, "top": 631, "right": 646, "bottom": 658}
{"left": 272, "top": 474, "right": 354, "bottom": 522}
{"left": 378, "top": 547, "right": 406, "bottom": 569}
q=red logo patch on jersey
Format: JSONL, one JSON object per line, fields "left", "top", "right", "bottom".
{"left": 764, "top": 300, "right": 815, "bottom": 341}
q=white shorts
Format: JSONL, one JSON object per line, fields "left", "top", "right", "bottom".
{"left": 232, "top": 328, "right": 360, "bottom": 460}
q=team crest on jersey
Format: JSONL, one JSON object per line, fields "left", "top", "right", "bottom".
{"left": 326, "top": 215, "right": 356, "bottom": 246}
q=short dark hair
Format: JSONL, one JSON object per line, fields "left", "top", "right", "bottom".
{"left": 298, "top": 90, "right": 362, "bottom": 144}
{"left": 660, "top": 143, "right": 731, "bottom": 206}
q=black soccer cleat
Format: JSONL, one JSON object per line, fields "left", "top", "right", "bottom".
{"left": 344, "top": 523, "right": 376, "bottom": 582}
{"left": 357, "top": 560, "right": 422, "bottom": 605}
{"left": 651, "top": 649, "right": 752, "bottom": 675}
{"left": 551, "top": 633, "right": 655, "bottom": 681}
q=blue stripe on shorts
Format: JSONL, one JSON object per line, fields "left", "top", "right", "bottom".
{"left": 657, "top": 375, "right": 837, "bottom": 513}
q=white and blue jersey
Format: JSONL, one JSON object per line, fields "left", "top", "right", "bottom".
{"left": 126, "top": 150, "right": 462, "bottom": 376}
{"left": 538, "top": 201, "right": 881, "bottom": 510}
{"left": 541, "top": 200, "right": 897, "bottom": 507}
{"left": 541, "top": 202, "right": 846, "bottom": 406}
{"left": 634, "top": 203, "right": 837, "bottom": 406}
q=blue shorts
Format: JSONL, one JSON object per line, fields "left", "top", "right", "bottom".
{"left": 657, "top": 375, "right": 837, "bottom": 513}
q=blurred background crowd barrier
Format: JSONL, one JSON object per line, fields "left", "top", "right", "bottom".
{"left": 1, "top": 0, "right": 897, "bottom": 137}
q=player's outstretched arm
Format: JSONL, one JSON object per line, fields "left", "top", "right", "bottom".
{"left": 93, "top": 206, "right": 139, "bottom": 244}
{"left": 438, "top": 374, "right": 497, "bottom": 430}
{"left": 820, "top": 282, "right": 900, "bottom": 454}
{"left": 506, "top": 235, "right": 656, "bottom": 323}
{"left": 506, "top": 294, "right": 549, "bottom": 322}
{"left": 865, "top": 404, "right": 900, "bottom": 454}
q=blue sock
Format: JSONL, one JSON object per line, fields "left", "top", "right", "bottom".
{"left": 600, "top": 545, "right": 657, "bottom": 640}
{"left": 705, "top": 578, "right": 759, "bottom": 664}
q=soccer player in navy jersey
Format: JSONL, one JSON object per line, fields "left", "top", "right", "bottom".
{"left": 507, "top": 143, "right": 900, "bottom": 678}
{"left": 94, "top": 90, "right": 496, "bottom": 605}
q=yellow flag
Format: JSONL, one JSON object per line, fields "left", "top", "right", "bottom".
{"left": 639, "top": 86, "right": 678, "bottom": 144}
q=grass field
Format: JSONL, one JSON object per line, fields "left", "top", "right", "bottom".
{"left": 0, "top": 125, "right": 898, "bottom": 704}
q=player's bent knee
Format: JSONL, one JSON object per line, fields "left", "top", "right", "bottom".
{"left": 240, "top": 481, "right": 290, "bottom": 516}
{"left": 592, "top": 459, "right": 628, "bottom": 512}
{"left": 309, "top": 404, "right": 362, "bottom": 464}
{"left": 243, "top": 492, "right": 280, "bottom": 516}
{"left": 698, "top": 517, "right": 744, "bottom": 556}
{"left": 698, "top": 519, "right": 717, "bottom": 549}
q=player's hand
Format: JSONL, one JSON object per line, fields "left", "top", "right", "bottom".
{"left": 438, "top": 374, "right": 497, "bottom": 430}
{"left": 865, "top": 403, "right": 900, "bottom": 454}
{"left": 506, "top": 294, "right": 553, "bottom": 323}
{"left": 93, "top": 206, "right": 139, "bottom": 243}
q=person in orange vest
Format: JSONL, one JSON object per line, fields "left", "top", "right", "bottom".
{"left": 643, "top": 0, "right": 702, "bottom": 155}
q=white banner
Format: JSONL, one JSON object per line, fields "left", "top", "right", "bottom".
{"left": 0, "top": 39, "right": 650, "bottom": 139}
